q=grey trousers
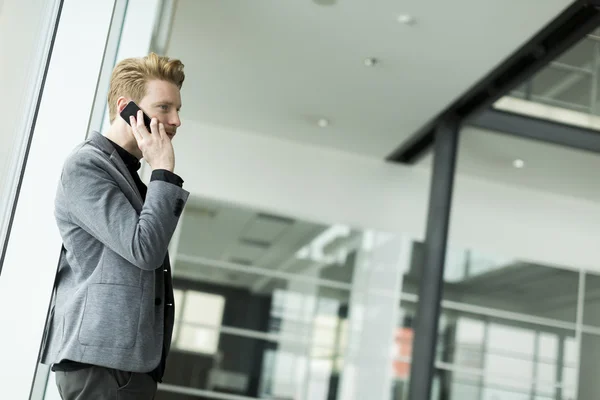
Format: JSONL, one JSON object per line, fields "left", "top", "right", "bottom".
{"left": 55, "top": 366, "right": 157, "bottom": 400}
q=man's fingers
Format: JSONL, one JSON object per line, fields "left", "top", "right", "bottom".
{"left": 158, "top": 122, "right": 167, "bottom": 138}
{"left": 149, "top": 117, "right": 159, "bottom": 135}
{"left": 130, "top": 116, "right": 142, "bottom": 142}
{"left": 136, "top": 111, "right": 150, "bottom": 137}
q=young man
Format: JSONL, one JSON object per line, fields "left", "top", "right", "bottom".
{"left": 40, "top": 53, "right": 189, "bottom": 399}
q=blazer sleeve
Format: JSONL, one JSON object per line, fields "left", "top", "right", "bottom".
{"left": 61, "top": 150, "right": 189, "bottom": 271}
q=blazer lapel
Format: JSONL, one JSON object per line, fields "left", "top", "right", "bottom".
{"left": 109, "top": 152, "right": 144, "bottom": 210}
{"left": 88, "top": 131, "right": 144, "bottom": 211}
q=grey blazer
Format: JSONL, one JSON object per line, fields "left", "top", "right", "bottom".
{"left": 40, "top": 131, "right": 189, "bottom": 373}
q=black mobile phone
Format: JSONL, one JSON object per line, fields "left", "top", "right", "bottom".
{"left": 120, "top": 101, "right": 152, "bottom": 132}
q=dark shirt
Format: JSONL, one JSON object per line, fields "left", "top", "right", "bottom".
{"left": 52, "top": 139, "right": 183, "bottom": 381}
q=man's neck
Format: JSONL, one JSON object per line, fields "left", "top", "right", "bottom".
{"left": 105, "top": 122, "right": 142, "bottom": 159}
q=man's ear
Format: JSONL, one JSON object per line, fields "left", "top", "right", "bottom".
{"left": 116, "top": 97, "right": 130, "bottom": 114}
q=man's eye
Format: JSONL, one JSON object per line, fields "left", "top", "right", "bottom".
{"left": 159, "top": 105, "right": 169, "bottom": 111}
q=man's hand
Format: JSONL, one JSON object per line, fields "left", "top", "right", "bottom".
{"left": 130, "top": 110, "right": 175, "bottom": 172}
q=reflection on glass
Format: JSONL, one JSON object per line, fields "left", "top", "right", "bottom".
{"left": 433, "top": 311, "right": 577, "bottom": 399}
{"left": 164, "top": 196, "right": 591, "bottom": 400}
{"left": 173, "top": 291, "right": 225, "bottom": 354}
{"left": 158, "top": 332, "right": 341, "bottom": 400}
{"left": 503, "top": 34, "right": 600, "bottom": 119}
{"left": 535, "top": 332, "right": 558, "bottom": 397}
{"left": 410, "top": 241, "right": 580, "bottom": 324}
{"left": 447, "top": 372, "right": 480, "bottom": 399}
{"left": 453, "top": 318, "right": 485, "bottom": 369}
{"left": 165, "top": 197, "right": 411, "bottom": 400}
{"left": 444, "top": 256, "right": 580, "bottom": 324}
{"left": 481, "top": 387, "right": 529, "bottom": 400}
{"left": 485, "top": 323, "right": 535, "bottom": 383}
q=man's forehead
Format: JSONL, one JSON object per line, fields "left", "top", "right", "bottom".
{"left": 145, "top": 81, "right": 181, "bottom": 106}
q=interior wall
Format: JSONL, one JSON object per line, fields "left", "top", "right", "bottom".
{"left": 173, "top": 119, "right": 600, "bottom": 275}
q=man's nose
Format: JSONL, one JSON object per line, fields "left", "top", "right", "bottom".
{"left": 171, "top": 113, "right": 181, "bottom": 128}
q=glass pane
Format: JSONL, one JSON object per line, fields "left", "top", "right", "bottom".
{"left": 531, "top": 67, "right": 591, "bottom": 113}
{"left": 181, "top": 291, "right": 225, "bottom": 326}
{"left": 497, "top": 34, "right": 600, "bottom": 122}
{"left": 178, "top": 208, "right": 376, "bottom": 289}
{"left": 0, "top": 0, "right": 61, "bottom": 251}
{"left": 172, "top": 196, "right": 419, "bottom": 400}
{"left": 177, "top": 326, "right": 220, "bottom": 354}
{"left": 487, "top": 324, "right": 535, "bottom": 356}
{"left": 412, "top": 239, "right": 580, "bottom": 325}
{"left": 447, "top": 372, "right": 481, "bottom": 400}
{"left": 484, "top": 324, "right": 535, "bottom": 384}
{"left": 444, "top": 129, "right": 591, "bottom": 400}
{"left": 434, "top": 370, "right": 564, "bottom": 400}
{"left": 481, "top": 387, "right": 529, "bottom": 400}
{"left": 452, "top": 318, "right": 485, "bottom": 369}
{"left": 160, "top": 331, "right": 341, "bottom": 400}
{"left": 535, "top": 362, "right": 556, "bottom": 394}
{"left": 173, "top": 261, "right": 353, "bottom": 346}
{"left": 537, "top": 332, "right": 558, "bottom": 362}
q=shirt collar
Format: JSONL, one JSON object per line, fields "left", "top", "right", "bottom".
{"left": 106, "top": 138, "right": 141, "bottom": 172}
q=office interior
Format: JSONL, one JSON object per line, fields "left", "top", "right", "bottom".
{"left": 3, "top": 1, "right": 600, "bottom": 399}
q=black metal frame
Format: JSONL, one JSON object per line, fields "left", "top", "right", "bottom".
{"left": 408, "top": 119, "right": 459, "bottom": 400}
{"left": 403, "top": 2, "right": 600, "bottom": 400}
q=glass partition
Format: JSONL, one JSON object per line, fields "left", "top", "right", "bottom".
{"left": 161, "top": 196, "right": 416, "bottom": 400}
{"left": 0, "top": 0, "right": 61, "bottom": 271}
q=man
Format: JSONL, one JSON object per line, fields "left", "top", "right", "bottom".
{"left": 40, "top": 52, "right": 189, "bottom": 399}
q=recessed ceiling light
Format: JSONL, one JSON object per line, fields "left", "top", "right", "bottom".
{"left": 397, "top": 14, "right": 416, "bottom": 25}
{"left": 317, "top": 118, "right": 330, "bottom": 128}
{"left": 513, "top": 159, "right": 525, "bottom": 168}
{"left": 364, "top": 57, "right": 378, "bottom": 67}
{"left": 313, "top": 0, "right": 337, "bottom": 5}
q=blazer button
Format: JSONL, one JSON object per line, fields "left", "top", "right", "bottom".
{"left": 155, "top": 298, "right": 162, "bottom": 306}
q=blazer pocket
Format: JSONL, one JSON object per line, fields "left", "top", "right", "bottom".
{"left": 79, "top": 283, "right": 141, "bottom": 349}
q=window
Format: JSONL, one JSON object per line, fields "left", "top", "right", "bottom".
{"left": 172, "top": 290, "right": 225, "bottom": 355}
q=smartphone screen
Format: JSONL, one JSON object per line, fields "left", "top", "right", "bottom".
{"left": 120, "top": 101, "right": 152, "bottom": 132}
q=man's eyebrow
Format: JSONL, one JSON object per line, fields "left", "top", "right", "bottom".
{"left": 153, "top": 101, "right": 182, "bottom": 109}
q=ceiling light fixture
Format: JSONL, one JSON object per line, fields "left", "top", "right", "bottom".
{"left": 364, "top": 57, "right": 378, "bottom": 67}
{"left": 317, "top": 118, "right": 330, "bottom": 128}
{"left": 513, "top": 159, "right": 525, "bottom": 168}
{"left": 397, "top": 14, "right": 416, "bottom": 25}
{"left": 313, "top": 0, "right": 337, "bottom": 5}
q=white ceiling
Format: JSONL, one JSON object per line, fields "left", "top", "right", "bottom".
{"left": 166, "top": 0, "right": 573, "bottom": 158}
